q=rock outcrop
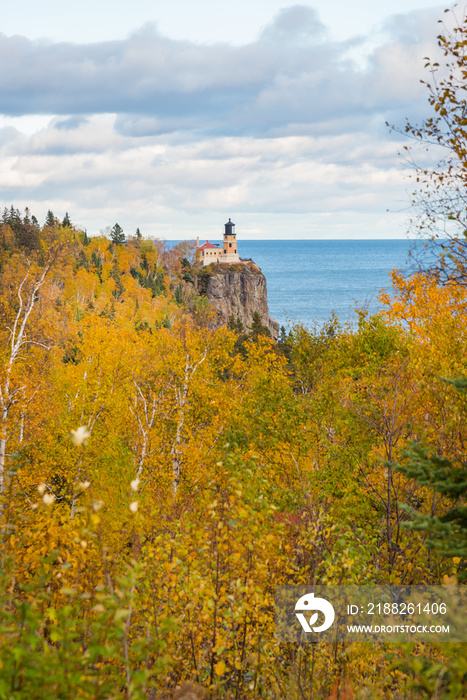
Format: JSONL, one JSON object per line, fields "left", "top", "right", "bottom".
{"left": 201, "top": 262, "right": 280, "bottom": 340}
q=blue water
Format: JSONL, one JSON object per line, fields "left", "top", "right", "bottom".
{"left": 238, "top": 240, "right": 414, "bottom": 329}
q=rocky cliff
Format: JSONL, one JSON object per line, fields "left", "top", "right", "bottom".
{"left": 200, "top": 262, "right": 280, "bottom": 340}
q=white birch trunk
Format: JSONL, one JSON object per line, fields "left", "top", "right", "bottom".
{"left": 0, "top": 264, "right": 52, "bottom": 493}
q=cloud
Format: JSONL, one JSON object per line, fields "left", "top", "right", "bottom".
{"left": 0, "top": 5, "right": 447, "bottom": 238}
{"left": 0, "top": 6, "right": 441, "bottom": 137}
{"left": 0, "top": 117, "right": 406, "bottom": 222}
{"left": 55, "top": 116, "right": 89, "bottom": 130}
{"left": 260, "top": 5, "right": 328, "bottom": 45}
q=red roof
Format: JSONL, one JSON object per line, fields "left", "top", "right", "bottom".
{"left": 198, "top": 241, "right": 219, "bottom": 250}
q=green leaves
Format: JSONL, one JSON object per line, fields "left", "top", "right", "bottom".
{"left": 0, "top": 517, "right": 170, "bottom": 699}
{"left": 395, "top": 440, "right": 467, "bottom": 577}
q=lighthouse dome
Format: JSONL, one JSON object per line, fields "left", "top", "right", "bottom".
{"left": 224, "top": 218, "right": 236, "bottom": 236}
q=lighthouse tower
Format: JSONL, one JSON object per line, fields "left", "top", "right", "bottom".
{"left": 222, "top": 218, "right": 240, "bottom": 264}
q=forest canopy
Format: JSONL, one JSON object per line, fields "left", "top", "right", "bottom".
{"left": 2, "top": 8, "right": 467, "bottom": 696}
{"left": 0, "top": 201, "right": 465, "bottom": 698}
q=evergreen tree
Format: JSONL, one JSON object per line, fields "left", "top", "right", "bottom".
{"left": 135, "top": 228, "right": 142, "bottom": 240}
{"left": 8, "top": 208, "right": 40, "bottom": 250}
{"left": 62, "top": 212, "right": 72, "bottom": 228}
{"left": 83, "top": 230, "right": 90, "bottom": 246}
{"left": 395, "top": 377, "right": 467, "bottom": 579}
{"left": 45, "top": 210, "right": 56, "bottom": 227}
{"left": 278, "top": 325, "right": 292, "bottom": 360}
{"left": 174, "top": 284, "right": 183, "bottom": 306}
{"left": 6, "top": 206, "right": 22, "bottom": 237}
{"left": 228, "top": 316, "right": 245, "bottom": 334}
{"left": 111, "top": 223, "right": 125, "bottom": 246}
{"left": 91, "top": 251, "right": 103, "bottom": 280}
{"left": 151, "top": 271, "right": 166, "bottom": 297}
{"left": 181, "top": 258, "right": 193, "bottom": 283}
{"left": 111, "top": 261, "right": 124, "bottom": 299}
{"left": 77, "top": 250, "right": 89, "bottom": 271}
{"left": 2, "top": 206, "right": 22, "bottom": 246}
{"left": 249, "top": 311, "right": 271, "bottom": 341}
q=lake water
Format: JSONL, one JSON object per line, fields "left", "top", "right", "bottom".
{"left": 238, "top": 239, "right": 415, "bottom": 329}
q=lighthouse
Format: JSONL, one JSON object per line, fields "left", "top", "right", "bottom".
{"left": 222, "top": 218, "right": 240, "bottom": 264}
{"left": 196, "top": 218, "right": 241, "bottom": 266}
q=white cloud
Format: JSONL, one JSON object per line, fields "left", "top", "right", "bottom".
{"left": 0, "top": 7, "right": 439, "bottom": 133}
{"left": 0, "top": 115, "right": 408, "bottom": 232}
{"left": 260, "top": 5, "right": 328, "bottom": 44}
{"left": 0, "top": 5, "right": 447, "bottom": 237}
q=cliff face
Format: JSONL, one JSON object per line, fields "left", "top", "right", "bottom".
{"left": 202, "top": 263, "right": 280, "bottom": 340}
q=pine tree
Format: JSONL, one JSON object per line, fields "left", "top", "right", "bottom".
{"left": 174, "top": 284, "right": 183, "bottom": 306}
{"left": 45, "top": 210, "right": 56, "bottom": 227}
{"left": 62, "top": 212, "right": 71, "bottom": 228}
{"left": 395, "top": 378, "right": 467, "bottom": 579}
{"left": 228, "top": 316, "right": 245, "bottom": 334}
{"left": 135, "top": 228, "right": 142, "bottom": 241}
{"left": 77, "top": 250, "right": 89, "bottom": 270}
{"left": 8, "top": 206, "right": 22, "bottom": 233}
{"left": 249, "top": 311, "right": 271, "bottom": 340}
{"left": 83, "top": 230, "right": 89, "bottom": 246}
{"left": 91, "top": 251, "right": 102, "bottom": 280}
{"left": 111, "top": 261, "right": 125, "bottom": 299}
{"left": 12, "top": 208, "right": 40, "bottom": 250}
{"left": 278, "top": 326, "right": 292, "bottom": 360}
{"left": 111, "top": 223, "right": 125, "bottom": 246}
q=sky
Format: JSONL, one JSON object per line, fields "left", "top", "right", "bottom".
{"left": 0, "top": 0, "right": 455, "bottom": 239}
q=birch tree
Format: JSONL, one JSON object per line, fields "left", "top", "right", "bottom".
{"left": 0, "top": 260, "right": 54, "bottom": 492}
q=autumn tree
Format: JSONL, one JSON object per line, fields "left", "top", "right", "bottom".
{"left": 0, "top": 249, "right": 62, "bottom": 492}
{"left": 0, "top": 203, "right": 460, "bottom": 697}
{"left": 397, "top": 8, "right": 467, "bottom": 283}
